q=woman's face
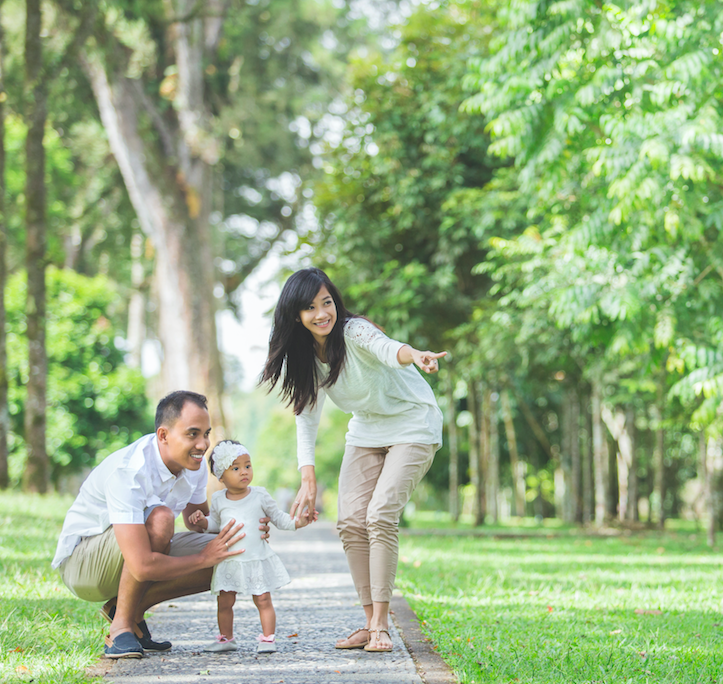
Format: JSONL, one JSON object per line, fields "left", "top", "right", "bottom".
{"left": 299, "top": 285, "right": 337, "bottom": 347}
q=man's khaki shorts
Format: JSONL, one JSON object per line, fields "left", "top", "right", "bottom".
{"left": 58, "top": 526, "right": 215, "bottom": 603}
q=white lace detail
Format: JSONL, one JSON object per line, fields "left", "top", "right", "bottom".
{"left": 344, "top": 318, "right": 385, "bottom": 348}
{"left": 211, "top": 555, "right": 291, "bottom": 595}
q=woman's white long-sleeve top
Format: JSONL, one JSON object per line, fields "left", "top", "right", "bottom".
{"left": 295, "top": 317, "right": 443, "bottom": 468}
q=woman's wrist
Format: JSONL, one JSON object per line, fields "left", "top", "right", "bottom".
{"left": 300, "top": 465, "right": 316, "bottom": 482}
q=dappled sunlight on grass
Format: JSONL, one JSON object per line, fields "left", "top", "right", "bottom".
{"left": 398, "top": 532, "right": 723, "bottom": 683}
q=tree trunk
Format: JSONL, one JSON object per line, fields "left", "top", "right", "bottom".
{"left": 582, "top": 391, "right": 593, "bottom": 524}
{"left": 82, "top": 38, "right": 226, "bottom": 433}
{"left": 501, "top": 388, "right": 525, "bottom": 517}
{"left": 601, "top": 405, "right": 633, "bottom": 522}
{"left": 571, "top": 388, "right": 581, "bottom": 523}
{"left": 705, "top": 436, "right": 722, "bottom": 548}
{"left": 479, "top": 382, "right": 490, "bottom": 519}
{"left": 23, "top": 0, "right": 49, "bottom": 493}
{"left": 651, "top": 384, "right": 665, "bottom": 528}
{"left": 126, "top": 232, "right": 146, "bottom": 369}
{"left": 513, "top": 388, "right": 554, "bottom": 460}
{"left": 626, "top": 406, "right": 638, "bottom": 522}
{"left": 0, "top": 1, "right": 7, "bottom": 490}
{"left": 467, "top": 380, "right": 483, "bottom": 526}
{"left": 446, "top": 377, "right": 459, "bottom": 522}
{"left": 591, "top": 378, "right": 606, "bottom": 526}
{"left": 487, "top": 387, "right": 499, "bottom": 523}
{"left": 560, "top": 389, "right": 574, "bottom": 523}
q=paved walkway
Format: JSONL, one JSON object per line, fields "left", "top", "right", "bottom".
{"left": 105, "top": 522, "right": 424, "bottom": 684}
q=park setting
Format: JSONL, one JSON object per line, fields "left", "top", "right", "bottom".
{"left": 2, "top": 0, "right": 723, "bottom": 682}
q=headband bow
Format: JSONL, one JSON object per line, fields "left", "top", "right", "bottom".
{"left": 212, "top": 441, "right": 249, "bottom": 479}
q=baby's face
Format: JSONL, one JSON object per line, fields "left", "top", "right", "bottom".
{"left": 221, "top": 453, "right": 253, "bottom": 491}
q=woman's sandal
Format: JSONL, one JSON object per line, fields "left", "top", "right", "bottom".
{"left": 364, "top": 628, "right": 393, "bottom": 652}
{"left": 335, "top": 627, "right": 370, "bottom": 649}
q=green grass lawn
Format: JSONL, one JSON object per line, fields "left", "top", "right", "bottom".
{"left": 397, "top": 528, "right": 723, "bottom": 683}
{"left": 0, "top": 493, "right": 106, "bottom": 684}
{"left": 4, "top": 493, "right": 723, "bottom": 684}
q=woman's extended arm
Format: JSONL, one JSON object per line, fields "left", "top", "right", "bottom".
{"left": 290, "top": 465, "right": 317, "bottom": 522}
{"left": 397, "top": 345, "right": 447, "bottom": 374}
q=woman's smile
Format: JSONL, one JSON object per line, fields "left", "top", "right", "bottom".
{"left": 299, "top": 285, "right": 337, "bottom": 346}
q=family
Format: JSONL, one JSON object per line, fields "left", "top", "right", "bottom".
{"left": 52, "top": 267, "right": 447, "bottom": 659}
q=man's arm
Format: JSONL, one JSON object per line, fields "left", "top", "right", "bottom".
{"left": 182, "top": 501, "right": 210, "bottom": 532}
{"left": 113, "top": 518, "right": 245, "bottom": 583}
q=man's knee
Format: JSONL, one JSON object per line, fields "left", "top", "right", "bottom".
{"left": 145, "top": 506, "right": 175, "bottom": 551}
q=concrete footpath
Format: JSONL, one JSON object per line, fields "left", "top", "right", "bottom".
{"left": 103, "top": 522, "right": 454, "bottom": 684}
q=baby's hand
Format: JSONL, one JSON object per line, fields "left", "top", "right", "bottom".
{"left": 295, "top": 510, "right": 315, "bottom": 530}
{"left": 189, "top": 510, "right": 206, "bottom": 525}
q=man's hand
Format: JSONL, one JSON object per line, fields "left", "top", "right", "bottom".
{"left": 290, "top": 465, "right": 317, "bottom": 523}
{"left": 199, "top": 519, "right": 246, "bottom": 566}
{"left": 259, "top": 516, "right": 271, "bottom": 542}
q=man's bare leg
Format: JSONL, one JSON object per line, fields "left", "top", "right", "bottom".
{"left": 137, "top": 567, "right": 213, "bottom": 615}
{"left": 109, "top": 507, "right": 174, "bottom": 640}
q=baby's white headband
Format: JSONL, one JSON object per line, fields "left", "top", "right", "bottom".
{"left": 211, "top": 441, "right": 250, "bottom": 480}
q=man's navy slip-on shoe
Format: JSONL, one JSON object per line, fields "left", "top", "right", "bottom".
{"left": 137, "top": 620, "right": 172, "bottom": 652}
{"left": 101, "top": 603, "right": 171, "bottom": 652}
{"left": 104, "top": 632, "right": 144, "bottom": 659}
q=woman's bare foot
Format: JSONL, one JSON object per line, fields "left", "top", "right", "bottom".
{"left": 335, "top": 627, "right": 370, "bottom": 649}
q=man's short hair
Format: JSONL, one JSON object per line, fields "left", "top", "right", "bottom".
{"left": 155, "top": 391, "right": 208, "bottom": 430}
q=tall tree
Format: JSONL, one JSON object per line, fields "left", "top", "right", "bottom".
{"left": 486, "top": 385, "right": 500, "bottom": 523}
{"left": 0, "top": 0, "right": 7, "bottom": 490}
{"left": 23, "top": 0, "right": 48, "bottom": 492}
{"left": 446, "top": 374, "right": 460, "bottom": 522}
{"left": 468, "top": 379, "right": 483, "bottom": 526}
{"left": 81, "top": 4, "right": 226, "bottom": 429}
{"left": 501, "top": 387, "right": 525, "bottom": 516}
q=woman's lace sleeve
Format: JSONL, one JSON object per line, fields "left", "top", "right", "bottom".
{"left": 344, "top": 318, "right": 408, "bottom": 368}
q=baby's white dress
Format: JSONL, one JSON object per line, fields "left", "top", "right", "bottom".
{"left": 207, "top": 486, "right": 296, "bottom": 596}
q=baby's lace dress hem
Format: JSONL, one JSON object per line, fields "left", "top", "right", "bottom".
{"left": 211, "top": 556, "right": 291, "bottom": 595}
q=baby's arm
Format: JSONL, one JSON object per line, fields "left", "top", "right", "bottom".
{"left": 188, "top": 509, "right": 209, "bottom": 530}
{"left": 260, "top": 489, "right": 306, "bottom": 532}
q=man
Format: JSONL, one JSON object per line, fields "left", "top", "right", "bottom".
{"left": 52, "top": 390, "right": 269, "bottom": 659}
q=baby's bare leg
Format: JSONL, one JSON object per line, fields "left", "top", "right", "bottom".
{"left": 217, "top": 591, "right": 236, "bottom": 639}
{"left": 252, "top": 592, "right": 276, "bottom": 637}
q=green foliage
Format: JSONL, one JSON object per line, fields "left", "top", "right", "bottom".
{"left": 6, "top": 268, "right": 152, "bottom": 486}
{"left": 461, "top": 0, "right": 723, "bottom": 435}
{"left": 399, "top": 530, "right": 723, "bottom": 683}
{"left": 313, "top": 1, "right": 498, "bottom": 349}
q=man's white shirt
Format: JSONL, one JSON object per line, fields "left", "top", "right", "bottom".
{"left": 52, "top": 433, "right": 208, "bottom": 568}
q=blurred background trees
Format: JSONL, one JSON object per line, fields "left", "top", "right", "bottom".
{"left": 3, "top": 0, "right": 723, "bottom": 542}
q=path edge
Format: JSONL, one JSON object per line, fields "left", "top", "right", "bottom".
{"left": 390, "top": 595, "right": 458, "bottom": 684}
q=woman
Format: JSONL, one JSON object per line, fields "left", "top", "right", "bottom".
{"left": 261, "top": 267, "right": 445, "bottom": 652}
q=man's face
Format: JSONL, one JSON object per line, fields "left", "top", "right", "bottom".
{"left": 157, "top": 401, "right": 211, "bottom": 475}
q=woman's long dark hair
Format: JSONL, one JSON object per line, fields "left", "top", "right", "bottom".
{"left": 260, "top": 268, "right": 354, "bottom": 415}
